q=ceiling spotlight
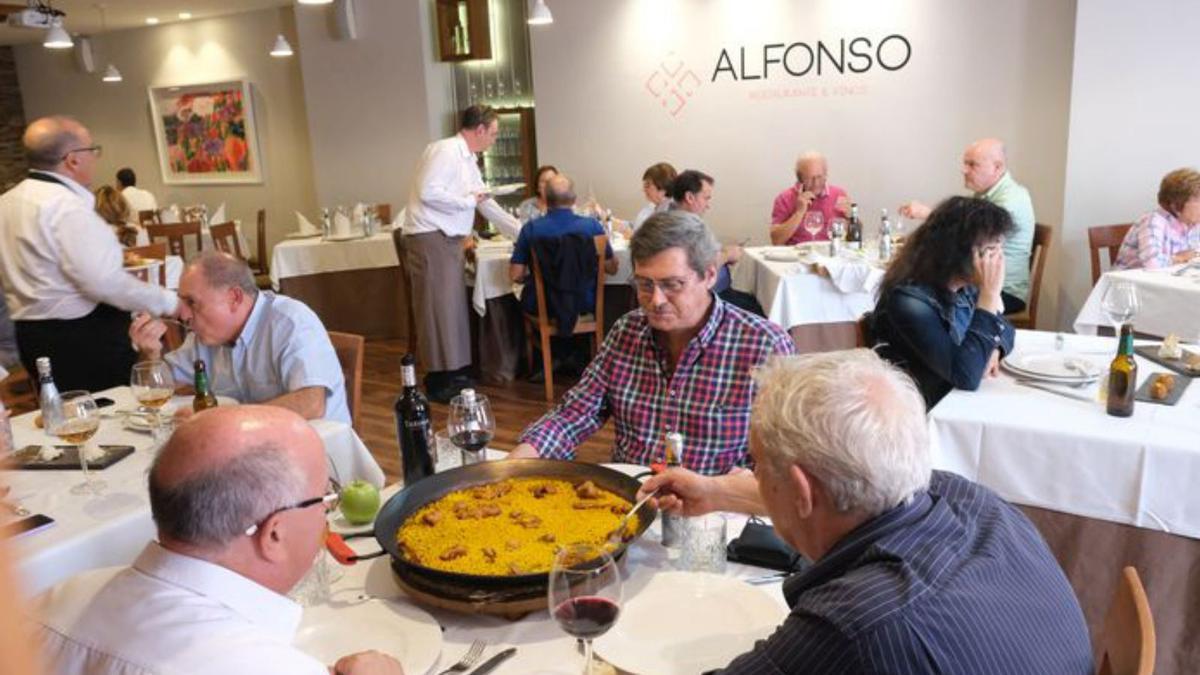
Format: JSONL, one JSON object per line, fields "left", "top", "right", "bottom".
{"left": 269, "top": 34, "right": 293, "bottom": 57}
{"left": 178, "top": 12, "right": 192, "bottom": 20}
{"left": 145, "top": 17, "right": 159, "bottom": 25}
{"left": 527, "top": 0, "right": 553, "bottom": 25}
{"left": 43, "top": 19, "right": 73, "bottom": 49}
{"left": 297, "top": 0, "right": 334, "bottom": 4}
{"left": 102, "top": 64, "right": 122, "bottom": 82}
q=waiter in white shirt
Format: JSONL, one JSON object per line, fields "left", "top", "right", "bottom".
{"left": 0, "top": 116, "right": 178, "bottom": 391}
{"left": 399, "top": 105, "right": 520, "bottom": 402}
{"left": 116, "top": 166, "right": 158, "bottom": 222}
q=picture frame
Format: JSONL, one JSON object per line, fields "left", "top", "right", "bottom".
{"left": 147, "top": 79, "right": 263, "bottom": 185}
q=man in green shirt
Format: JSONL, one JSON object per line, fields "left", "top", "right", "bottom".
{"left": 900, "top": 138, "right": 1036, "bottom": 314}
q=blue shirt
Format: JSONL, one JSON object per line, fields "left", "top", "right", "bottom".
{"left": 164, "top": 292, "right": 350, "bottom": 424}
{"left": 721, "top": 471, "right": 1094, "bottom": 675}
{"left": 510, "top": 208, "right": 613, "bottom": 314}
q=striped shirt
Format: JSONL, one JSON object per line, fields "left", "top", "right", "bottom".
{"left": 720, "top": 472, "right": 1093, "bottom": 674}
{"left": 1115, "top": 207, "right": 1200, "bottom": 270}
{"left": 519, "top": 295, "right": 795, "bottom": 474}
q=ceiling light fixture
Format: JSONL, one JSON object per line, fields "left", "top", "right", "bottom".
{"left": 269, "top": 34, "right": 293, "bottom": 57}
{"left": 43, "top": 19, "right": 73, "bottom": 48}
{"left": 527, "top": 0, "right": 553, "bottom": 25}
{"left": 145, "top": 17, "right": 158, "bottom": 25}
{"left": 102, "top": 63, "right": 122, "bottom": 82}
{"left": 296, "top": 0, "right": 334, "bottom": 5}
{"left": 178, "top": 12, "right": 192, "bottom": 20}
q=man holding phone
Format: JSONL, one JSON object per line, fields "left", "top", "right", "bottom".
{"left": 769, "top": 152, "right": 852, "bottom": 245}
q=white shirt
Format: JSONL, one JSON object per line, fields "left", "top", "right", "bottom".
{"left": 402, "top": 134, "right": 520, "bottom": 239}
{"left": 0, "top": 172, "right": 177, "bottom": 321}
{"left": 631, "top": 200, "right": 670, "bottom": 230}
{"left": 37, "top": 542, "right": 327, "bottom": 675}
{"left": 164, "top": 291, "right": 351, "bottom": 424}
{"left": 121, "top": 185, "right": 158, "bottom": 219}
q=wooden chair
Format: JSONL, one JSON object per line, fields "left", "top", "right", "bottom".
{"left": 855, "top": 313, "right": 873, "bottom": 348}
{"left": 391, "top": 232, "right": 419, "bottom": 357}
{"left": 137, "top": 209, "right": 160, "bottom": 226}
{"left": 328, "top": 331, "right": 364, "bottom": 432}
{"left": 125, "top": 242, "right": 169, "bottom": 286}
{"left": 1089, "top": 223, "right": 1133, "bottom": 285}
{"left": 0, "top": 365, "right": 38, "bottom": 415}
{"left": 523, "top": 234, "right": 608, "bottom": 403}
{"left": 146, "top": 221, "right": 203, "bottom": 259}
{"left": 1008, "top": 223, "right": 1052, "bottom": 329}
{"left": 209, "top": 221, "right": 244, "bottom": 259}
{"left": 1097, "top": 566, "right": 1155, "bottom": 675}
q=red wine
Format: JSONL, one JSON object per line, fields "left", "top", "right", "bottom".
{"left": 395, "top": 354, "right": 433, "bottom": 485}
{"left": 451, "top": 429, "right": 492, "bottom": 453}
{"left": 554, "top": 596, "right": 620, "bottom": 639}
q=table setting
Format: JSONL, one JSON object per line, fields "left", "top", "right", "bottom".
{"left": 1075, "top": 264, "right": 1200, "bottom": 339}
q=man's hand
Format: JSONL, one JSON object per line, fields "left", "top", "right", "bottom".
{"left": 720, "top": 243, "right": 744, "bottom": 266}
{"left": 1171, "top": 249, "right": 1198, "bottom": 265}
{"left": 509, "top": 443, "right": 539, "bottom": 459}
{"left": 474, "top": 192, "right": 489, "bottom": 205}
{"left": 898, "top": 201, "right": 931, "bottom": 220}
{"left": 793, "top": 187, "right": 815, "bottom": 215}
{"left": 129, "top": 313, "right": 166, "bottom": 360}
{"left": 331, "top": 650, "right": 405, "bottom": 675}
{"left": 985, "top": 349, "right": 1001, "bottom": 378}
{"left": 637, "top": 468, "right": 722, "bottom": 517}
{"left": 973, "top": 247, "right": 1006, "bottom": 314}
{"left": 835, "top": 194, "right": 851, "bottom": 215}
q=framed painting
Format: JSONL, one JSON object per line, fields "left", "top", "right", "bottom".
{"left": 147, "top": 79, "right": 263, "bottom": 185}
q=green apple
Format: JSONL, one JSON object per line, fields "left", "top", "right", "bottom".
{"left": 339, "top": 480, "right": 381, "bottom": 525}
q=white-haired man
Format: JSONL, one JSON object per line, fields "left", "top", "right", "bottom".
{"left": 640, "top": 350, "right": 1093, "bottom": 674}
{"left": 769, "top": 152, "right": 852, "bottom": 245}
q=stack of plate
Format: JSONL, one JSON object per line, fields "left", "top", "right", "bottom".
{"left": 1001, "top": 351, "right": 1103, "bottom": 384}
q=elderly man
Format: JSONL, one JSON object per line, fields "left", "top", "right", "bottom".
{"left": 769, "top": 152, "right": 852, "bottom": 244}
{"left": 36, "top": 406, "right": 403, "bottom": 674}
{"left": 641, "top": 350, "right": 1093, "bottom": 674}
{"left": 116, "top": 167, "right": 157, "bottom": 220}
{"left": 511, "top": 211, "right": 794, "bottom": 474}
{"left": 400, "top": 105, "right": 522, "bottom": 403}
{"left": 130, "top": 251, "right": 349, "bottom": 423}
{"left": 0, "top": 116, "right": 177, "bottom": 391}
{"left": 900, "top": 138, "right": 1036, "bottom": 314}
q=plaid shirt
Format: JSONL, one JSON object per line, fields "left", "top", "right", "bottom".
{"left": 519, "top": 295, "right": 795, "bottom": 475}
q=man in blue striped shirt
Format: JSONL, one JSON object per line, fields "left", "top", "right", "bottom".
{"left": 641, "top": 350, "right": 1093, "bottom": 674}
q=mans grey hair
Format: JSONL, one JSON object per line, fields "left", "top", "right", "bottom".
{"left": 630, "top": 211, "right": 721, "bottom": 277}
{"left": 24, "top": 116, "right": 85, "bottom": 170}
{"left": 751, "top": 349, "right": 932, "bottom": 515}
{"left": 148, "top": 445, "right": 307, "bottom": 547}
{"left": 190, "top": 250, "right": 258, "bottom": 296}
{"left": 544, "top": 174, "right": 576, "bottom": 209}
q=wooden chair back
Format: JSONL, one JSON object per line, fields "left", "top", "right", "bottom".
{"left": 209, "top": 221, "right": 243, "bottom": 259}
{"left": 0, "top": 365, "right": 38, "bottom": 415}
{"left": 137, "top": 209, "right": 160, "bottom": 226}
{"left": 1097, "top": 566, "right": 1155, "bottom": 675}
{"left": 376, "top": 203, "right": 392, "bottom": 225}
{"left": 1088, "top": 223, "right": 1133, "bottom": 285}
{"left": 328, "top": 331, "right": 364, "bottom": 432}
{"left": 525, "top": 234, "right": 608, "bottom": 403}
{"left": 146, "top": 221, "right": 203, "bottom": 259}
{"left": 125, "top": 242, "right": 169, "bottom": 286}
{"left": 1009, "top": 223, "right": 1053, "bottom": 329}
{"left": 255, "top": 209, "right": 269, "bottom": 275}
{"left": 391, "top": 232, "right": 419, "bottom": 357}
{"left": 855, "top": 313, "right": 872, "bottom": 348}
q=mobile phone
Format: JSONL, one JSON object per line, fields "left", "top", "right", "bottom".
{"left": 3, "top": 513, "right": 55, "bottom": 539}
{"left": 94, "top": 397, "right": 116, "bottom": 408}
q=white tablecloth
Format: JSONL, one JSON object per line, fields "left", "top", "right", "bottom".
{"left": 270, "top": 231, "right": 401, "bottom": 289}
{"left": 929, "top": 330, "right": 1200, "bottom": 539}
{"left": 1074, "top": 266, "right": 1200, "bottom": 339}
{"left": 731, "top": 247, "right": 882, "bottom": 330}
{"left": 470, "top": 237, "right": 633, "bottom": 316}
{"left": 126, "top": 255, "right": 184, "bottom": 290}
{"left": 3, "top": 387, "right": 385, "bottom": 595}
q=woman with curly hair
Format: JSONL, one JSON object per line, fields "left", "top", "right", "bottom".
{"left": 93, "top": 185, "right": 141, "bottom": 247}
{"left": 869, "top": 196, "right": 1017, "bottom": 408}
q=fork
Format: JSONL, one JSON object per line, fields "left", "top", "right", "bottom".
{"left": 435, "top": 640, "right": 486, "bottom": 675}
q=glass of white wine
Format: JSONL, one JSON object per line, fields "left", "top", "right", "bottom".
{"left": 51, "top": 391, "right": 104, "bottom": 496}
{"left": 132, "top": 361, "right": 176, "bottom": 443}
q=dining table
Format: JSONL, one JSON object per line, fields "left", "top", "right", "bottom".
{"left": 929, "top": 329, "right": 1200, "bottom": 674}
{"left": 1074, "top": 265, "right": 1200, "bottom": 339}
{"left": 2, "top": 386, "right": 385, "bottom": 596}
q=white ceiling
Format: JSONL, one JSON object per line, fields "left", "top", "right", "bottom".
{"left": 0, "top": 1, "right": 294, "bottom": 45}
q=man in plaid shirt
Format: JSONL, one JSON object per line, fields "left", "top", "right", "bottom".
{"left": 511, "top": 211, "right": 795, "bottom": 475}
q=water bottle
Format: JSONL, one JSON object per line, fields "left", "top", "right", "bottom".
{"left": 879, "top": 208, "right": 893, "bottom": 262}
{"left": 320, "top": 208, "right": 331, "bottom": 239}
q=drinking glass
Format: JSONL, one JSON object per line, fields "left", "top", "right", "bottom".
{"left": 802, "top": 211, "right": 825, "bottom": 241}
{"left": 1100, "top": 281, "right": 1140, "bottom": 337}
{"left": 549, "top": 544, "right": 622, "bottom": 675}
{"left": 678, "top": 514, "right": 728, "bottom": 573}
{"left": 433, "top": 429, "right": 463, "bottom": 472}
{"left": 131, "top": 361, "right": 176, "bottom": 442}
{"left": 448, "top": 391, "right": 494, "bottom": 465}
{"left": 50, "top": 391, "right": 105, "bottom": 495}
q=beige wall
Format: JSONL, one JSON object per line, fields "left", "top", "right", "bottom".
{"left": 14, "top": 7, "right": 317, "bottom": 253}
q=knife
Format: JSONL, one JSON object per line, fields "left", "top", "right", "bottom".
{"left": 1013, "top": 379, "right": 1094, "bottom": 403}
{"left": 466, "top": 647, "right": 517, "bottom": 675}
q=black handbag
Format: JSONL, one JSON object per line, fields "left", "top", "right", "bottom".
{"left": 725, "top": 517, "right": 808, "bottom": 572}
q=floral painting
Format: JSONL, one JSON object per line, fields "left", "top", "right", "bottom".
{"left": 148, "top": 80, "right": 262, "bottom": 184}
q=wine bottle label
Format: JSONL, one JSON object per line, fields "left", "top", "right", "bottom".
{"left": 401, "top": 365, "right": 417, "bottom": 388}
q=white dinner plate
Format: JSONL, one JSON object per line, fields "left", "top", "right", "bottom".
{"left": 284, "top": 231, "right": 323, "bottom": 240}
{"left": 295, "top": 598, "right": 442, "bottom": 672}
{"left": 594, "top": 572, "right": 786, "bottom": 675}
{"left": 1003, "top": 351, "right": 1102, "bottom": 382}
{"left": 124, "top": 396, "right": 240, "bottom": 431}
{"left": 762, "top": 248, "right": 799, "bottom": 262}
{"left": 324, "top": 233, "right": 363, "bottom": 242}
{"left": 488, "top": 182, "right": 526, "bottom": 196}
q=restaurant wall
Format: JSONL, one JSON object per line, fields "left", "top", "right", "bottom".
{"left": 13, "top": 7, "right": 317, "bottom": 252}
{"left": 1056, "top": 0, "right": 1200, "bottom": 329}
{"left": 530, "top": 0, "right": 1076, "bottom": 322}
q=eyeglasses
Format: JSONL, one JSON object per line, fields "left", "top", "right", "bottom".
{"left": 62, "top": 145, "right": 102, "bottom": 160}
{"left": 243, "top": 483, "right": 340, "bottom": 536}
{"left": 631, "top": 274, "right": 695, "bottom": 296}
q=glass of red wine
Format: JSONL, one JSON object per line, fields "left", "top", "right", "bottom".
{"left": 548, "top": 544, "right": 622, "bottom": 675}
{"left": 447, "top": 389, "right": 494, "bottom": 465}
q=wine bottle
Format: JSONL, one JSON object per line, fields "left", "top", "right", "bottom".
{"left": 1105, "top": 324, "right": 1137, "bottom": 417}
{"left": 847, "top": 203, "right": 863, "bottom": 250}
{"left": 192, "top": 360, "right": 219, "bottom": 412}
{"left": 35, "top": 357, "right": 63, "bottom": 430}
{"left": 395, "top": 353, "right": 434, "bottom": 485}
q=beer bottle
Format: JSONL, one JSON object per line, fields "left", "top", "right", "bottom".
{"left": 1105, "top": 324, "right": 1137, "bottom": 417}
{"left": 192, "top": 359, "right": 219, "bottom": 412}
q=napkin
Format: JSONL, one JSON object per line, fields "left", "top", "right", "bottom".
{"left": 210, "top": 203, "right": 226, "bottom": 224}
{"left": 160, "top": 205, "right": 180, "bottom": 223}
{"left": 332, "top": 211, "right": 352, "bottom": 237}
{"left": 817, "top": 254, "right": 882, "bottom": 294}
{"left": 295, "top": 211, "right": 319, "bottom": 235}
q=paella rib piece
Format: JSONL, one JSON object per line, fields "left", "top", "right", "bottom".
{"left": 504, "top": 539, "right": 521, "bottom": 551}
{"left": 479, "top": 503, "right": 502, "bottom": 518}
{"left": 508, "top": 562, "right": 528, "bottom": 575}
{"left": 481, "top": 547, "right": 497, "bottom": 563}
{"left": 575, "top": 480, "right": 602, "bottom": 499}
{"left": 531, "top": 483, "right": 558, "bottom": 499}
{"left": 422, "top": 510, "right": 444, "bottom": 526}
{"left": 539, "top": 533, "right": 556, "bottom": 543}
{"left": 439, "top": 544, "right": 468, "bottom": 561}
{"left": 572, "top": 501, "right": 612, "bottom": 510}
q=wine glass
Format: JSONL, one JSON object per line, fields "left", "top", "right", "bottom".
{"left": 50, "top": 391, "right": 104, "bottom": 496}
{"left": 447, "top": 390, "right": 494, "bottom": 465}
{"left": 131, "top": 361, "right": 176, "bottom": 444}
{"left": 549, "top": 544, "right": 622, "bottom": 675}
{"left": 1100, "top": 281, "right": 1140, "bottom": 338}
{"left": 802, "top": 210, "right": 825, "bottom": 242}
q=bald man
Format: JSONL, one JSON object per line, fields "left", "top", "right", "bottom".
{"left": 770, "top": 152, "right": 852, "bottom": 245}
{"left": 900, "top": 139, "right": 1036, "bottom": 314}
{"left": 36, "top": 406, "right": 404, "bottom": 674}
{"left": 0, "top": 116, "right": 177, "bottom": 391}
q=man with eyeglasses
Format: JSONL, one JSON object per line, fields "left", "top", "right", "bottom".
{"left": 35, "top": 405, "right": 404, "bottom": 674}
{"left": 0, "top": 116, "right": 178, "bottom": 391}
{"left": 511, "top": 211, "right": 795, "bottom": 474}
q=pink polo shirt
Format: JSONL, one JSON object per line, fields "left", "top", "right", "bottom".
{"left": 770, "top": 183, "right": 849, "bottom": 244}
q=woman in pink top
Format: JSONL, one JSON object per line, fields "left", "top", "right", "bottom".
{"left": 769, "top": 152, "right": 851, "bottom": 244}
{"left": 1115, "top": 168, "right": 1200, "bottom": 269}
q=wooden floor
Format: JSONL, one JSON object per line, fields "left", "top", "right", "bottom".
{"left": 358, "top": 339, "right": 614, "bottom": 482}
